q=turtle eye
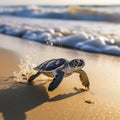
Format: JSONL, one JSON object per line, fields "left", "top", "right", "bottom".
{"left": 79, "top": 59, "right": 84, "bottom": 66}
{"left": 79, "top": 62, "right": 83, "bottom": 66}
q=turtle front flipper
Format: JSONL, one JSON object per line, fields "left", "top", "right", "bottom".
{"left": 28, "top": 71, "right": 41, "bottom": 84}
{"left": 48, "top": 71, "right": 65, "bottom": 91}
{"left": 79, "top": 70, "right": 90, "bottom": 89}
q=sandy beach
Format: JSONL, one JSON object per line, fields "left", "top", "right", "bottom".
{"left": 0, "top": 34, "right": 120, "bottom": 120}
{"left": 0, "top": 48, "right": 19, "bottom": 76}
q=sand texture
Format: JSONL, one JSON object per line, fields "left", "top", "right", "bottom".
{"left": 0, "top": 34, "right": 120, "bottom": 120}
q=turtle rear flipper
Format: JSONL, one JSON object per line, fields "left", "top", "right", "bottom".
{"left": 79, "top": 70, "right": 90, "bottom": 89}
{"left": 48, "top": 71, "right": 64, "bottom": 91}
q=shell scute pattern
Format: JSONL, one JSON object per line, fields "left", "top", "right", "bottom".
{"left": 34, "top": 58, "right": 66, "bottom": 71}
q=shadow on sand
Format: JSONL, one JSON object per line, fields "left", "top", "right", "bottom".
{"left": 0, "top": 78, "right": 86, "bottom": 120}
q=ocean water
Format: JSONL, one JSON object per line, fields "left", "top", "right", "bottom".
{"left": 0, "top": 5, "right": 120, "bottom": 56}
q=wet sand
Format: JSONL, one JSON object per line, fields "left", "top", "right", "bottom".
{"left": 0, "top": 34, "right": 120, "bottom": 120}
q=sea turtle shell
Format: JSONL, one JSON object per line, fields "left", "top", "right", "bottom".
{"left": 34, "top": 58, "right": 67, "bottom": 72}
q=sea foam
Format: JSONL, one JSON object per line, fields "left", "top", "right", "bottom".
{"left": 0, "top": 22, "right": 120, "bottom": 56}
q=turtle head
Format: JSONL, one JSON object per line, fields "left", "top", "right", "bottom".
{"left": 69, "top": 59, "right": 85, "bottom": 70}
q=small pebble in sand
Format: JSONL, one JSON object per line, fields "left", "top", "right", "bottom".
{"left": 84, "top": 100, "right": 95, "bottom": 104}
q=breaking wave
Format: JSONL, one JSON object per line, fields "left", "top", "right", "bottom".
{"left": 0, "top": 5, "right": 120, "bottom": 22}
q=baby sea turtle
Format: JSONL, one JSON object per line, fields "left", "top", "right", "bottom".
{"left": 28, "top": 58, "right": 90, "bottom": 91}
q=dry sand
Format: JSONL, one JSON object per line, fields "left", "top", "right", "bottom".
{"left": 0, "top": 34, "right": 120, "bottom": 120}
{"left": 0, "top": 49, "right": 19, "bottom": 76}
